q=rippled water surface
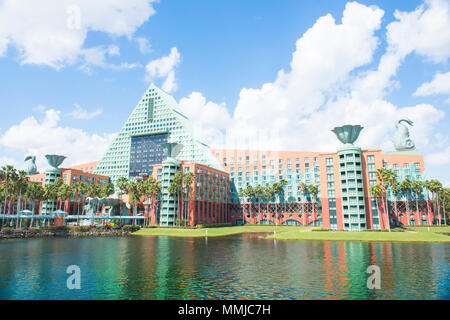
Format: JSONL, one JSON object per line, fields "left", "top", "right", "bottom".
{"left": 0, "top": 234, "right": 448, "bottom": 299}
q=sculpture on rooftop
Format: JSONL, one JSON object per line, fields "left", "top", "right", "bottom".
{"left": 392, "top": 118, "right": 415, "bottom": 151}
{"left": 45, "top": 154, "right": 67, "bottom": 170}
{"left": 332, "top": 125, "right": 364, "bottom": 146}
{"left": 24, "top": 155, "right": 38, "bottom": 175}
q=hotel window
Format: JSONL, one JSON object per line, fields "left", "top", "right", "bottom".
{"left": 296, "top": 164, "right": 300, "bottom": 168}
{"left": 368, "top": 163, "right": 375, "bottom": 171}
{"left": 305, "top": 157, "right": 309, "bottom": 162}
{"left": 367, "top": 155, "right": 375, "bottom": 163}
{"left": 369, "top": 180, "right": 376, "bottom": 186}
{"left": 327, "top": 174, "right": 334, "bottom": 181}
{"left": 327, "top": 182, "right": 335, "bottom": 189}
{"left": 246, "top": 156, "right": 250, "bottom": 160}
{"left": 305, "top": 163, "right": 310, "bottom": 168}
{"left": 404, "top": 163, "right": 409, "bottom": 168}
{"left": 184, "top": 167, "right": 190, "bottom": 172}
{"left": 279, "top": 159, "right": 283, "bottom": 163}
{"left": 328, "top": 190, "right": 336, "bottom": 197}
{"left": 326, "top": 166, "right": 333, "bottom": 173}
{"left": 262, "top": 155, "right": 266, "bottom": 159}
{"left": 314, "top": 157, "right": 318, "bottom": 161}
{"left": 287, "top": 159, "right": 291, "bottom": 164}
{"left": 326, "top": 158, "right": 333, "bottom": 165}
{"left": 296, "top": 158, "right": 300, "bottom": 162}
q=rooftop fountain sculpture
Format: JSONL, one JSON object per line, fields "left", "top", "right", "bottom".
{"left": 331, "top": 124, "right": 364, "bottom": 147}
{"left": 45, "top": 155, "right": 67, "bottom": 170}
{"left": 24, "top": 155, "right": 38, "bottom": 175}
{"left": 392, "top": 118, "right": 415, "bottom": 151}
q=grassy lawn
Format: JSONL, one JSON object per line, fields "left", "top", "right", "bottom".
{"left": 267, "top": 229, "right": 450, "bottom": 243}
{"left": 134, "top": 225, "right": 303, "bottom": 237}
{"left": 406, "top": 226, "right": 450, "bottom": 234}
{"left": 134, "top": 225, "right": 450, "bottom": 242}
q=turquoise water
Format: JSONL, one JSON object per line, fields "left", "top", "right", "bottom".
{"left": 0, "top": 233, "right": 448, "bottom": 300}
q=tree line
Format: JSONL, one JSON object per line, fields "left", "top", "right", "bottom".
{"left": 0, "top": 165, "right": 114, "bottom": 229}
{"left": 370, "top": 168, "right": 448, "bottom": 231}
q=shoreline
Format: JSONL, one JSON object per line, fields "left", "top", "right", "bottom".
{"left": 0, "top": 228, "right": 133, "bottom": 240}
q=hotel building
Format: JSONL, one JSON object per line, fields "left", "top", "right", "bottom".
{"left": 21, "top": 84, "right": 433, "bottom": 230}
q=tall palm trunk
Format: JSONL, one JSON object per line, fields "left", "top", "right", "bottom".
{"left": 2, "top": 181, "right": 9, "bottom": 228}
{"left": 437, "top": 192, "right": 441, "bottom": 225}
{"left": 16, "top": 187, "right": 23, "bottom": 229}
{"left": 383, "top": 191, "right": 390, "bottom": 232}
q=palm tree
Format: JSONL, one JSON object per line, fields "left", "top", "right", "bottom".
{"left": 101, "top": 183, "right": 115, "bottom": 199}
{"left": 400, "top": 178, "right": 412, "bottom": 226}
{"left": 26, "top": 182, "right": 44, "bottom": 228}
{"left": 183, "top": 172, "right": 195, "bottom": 227}
{"left": 391, "top": 183, "right": 401, "bottom": 226}
{"left": 376, "top": 168, "right": 395, "bottom": 231}
{"left": 72, "top": 182, "right": 83, "bottom": 223}
{"left": 0, "top": 165, "right": 18, "bottom": 228}
{"left": 428, "top": 180, "right": 443, "bottom": 225}
{"left": 424, "top": 180, "right": 433, "bottom": 224}
{"left": 411, "top": 180, "right": 423, "bottom": 223}
{"left": 57, "top": 184, "right": 72, "bottom": 212}
{"left": 245, "top": 185, "right": 255, "bottom": 224}
{"left": 127, "top": 180, "right": 141, "bottom": 225}
{"left": 298, "top": 182, "right": 308, "bottom": 226}
{"left": 116, "top": 177, "right": 129, "bottom": 219}
{"left": 438, "top": 187, "right": 448, "bottom": 226}
{"left": 238, "top": 188, "right": 246, "bottom": 225}
{"left": 262, "top": 184, "right": 275, "bottom": 224}
{"left": 370, "top": 184, "right": 383, "bottom": 229}
{"left": 168, "top": 171, "right": 184, "bottom": 227}
{"left": 15, "top": 170, "right": 28, "bottom": 228}
{"left": 146, "top": 178, "right": 162, "bottom": 226}
{"left": 43, "top": 183, "right": 58, "bottom": 226}
{"left": 254, "top": 185, "right": 265, "bottom": 224}
{"left": 308, "top": 184, "right": 319, "bottom": 226}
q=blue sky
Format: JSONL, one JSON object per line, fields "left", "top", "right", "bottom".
{"left": 0, "top": 0, "right": 449, "bottom": 185}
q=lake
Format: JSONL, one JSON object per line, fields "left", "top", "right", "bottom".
{"left": 0, "top": 233, "right": 448, "bottom": 300}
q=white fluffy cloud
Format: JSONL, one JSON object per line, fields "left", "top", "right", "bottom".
{"left": 0, "top": 107, "right": 115, "bottom": 171}
{"left": 179, "top": 92, "right": 232, "bottom": 147}
{"left": 387, "top": 0, "right": 450, "bottom": 63}
{"left": 0, "top": 0, "right": 156, "bottom": 69}
{"left": 414, "top": 72, "right": 450, "bottom": 96}
{"left": 182, "top": 1, "right": 449, "bottom": 155}
{"left": 68, "top": 104, "right": 103, "bottom": 120}
{"left": 136, "top": 37, "right": 152, "bottom": 54}
{"left": 427, "top": 146, "right": 450, "bottom": 165}
{"left": 145, "top": 47, "right": 181, "bottom": 92}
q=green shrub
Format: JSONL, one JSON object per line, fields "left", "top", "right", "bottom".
{"left": 75, "top": 226, "right": 91, "bottom": 232}
{"left": 311, "top": 227, "right": 330, "bottom": 232}
{"left": 123, "top": 225, "right": 140, "bottom": 232}
{"left": 50, "top": 225, "right": 70, "bottom": 232}
{"left": 1, "top": 227, "right": 14, "bottom": 234}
